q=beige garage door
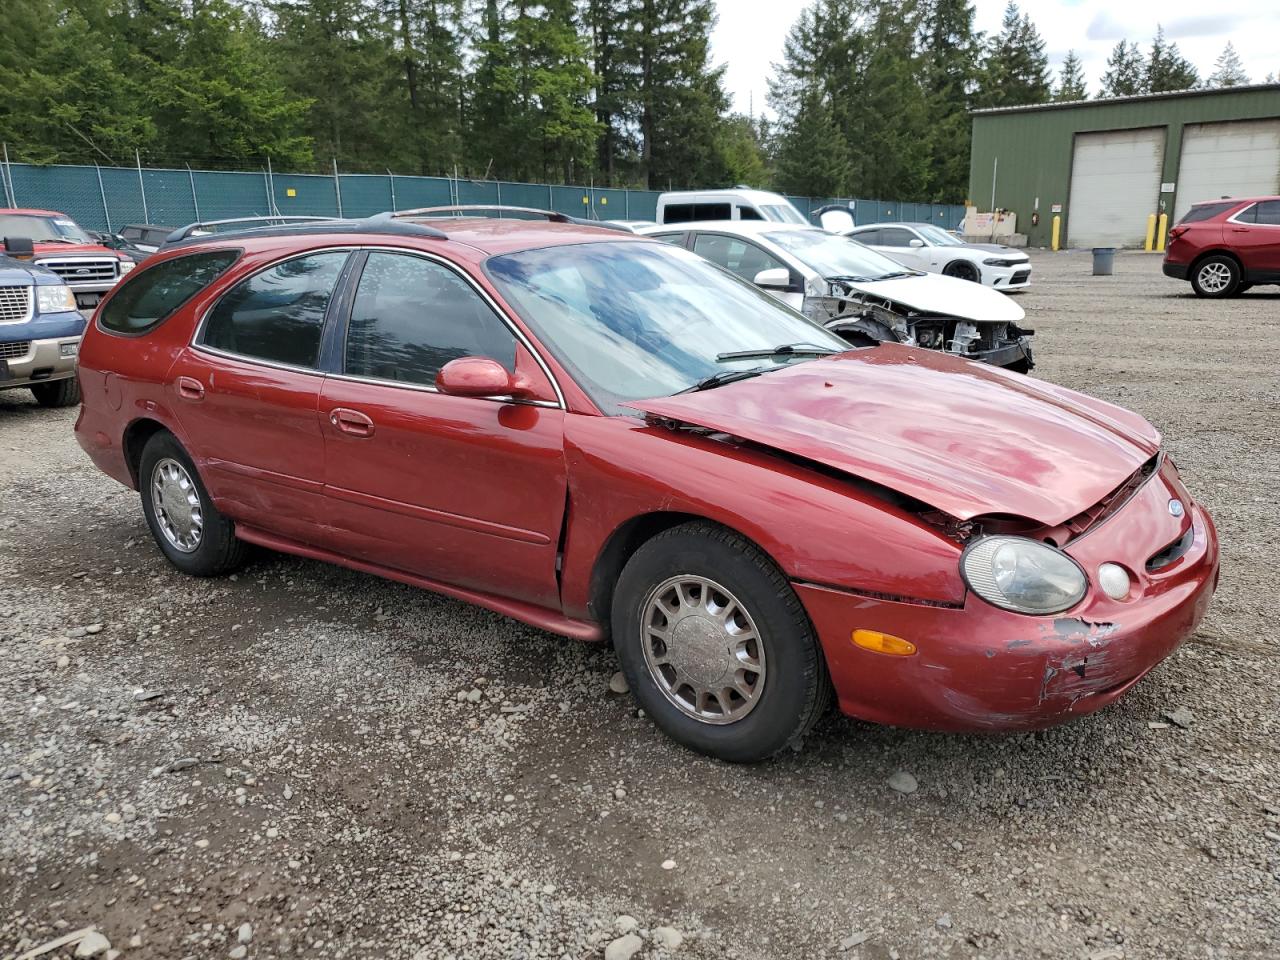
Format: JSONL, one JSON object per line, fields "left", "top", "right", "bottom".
{"left": 1174, "top": 119, "right": 1280, "bottom": 222}
{"left": 1067, "top": 128, "right": 1165, "bottom": 248}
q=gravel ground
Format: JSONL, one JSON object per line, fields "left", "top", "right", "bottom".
{"left": 2, "top": 251, "right": 1277, "bottom": 960}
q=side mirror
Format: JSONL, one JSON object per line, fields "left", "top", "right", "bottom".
{"left": 3, "top": 236, "right": 35, "bottom": 260}
{"left": 436, "top": 356, "right": 533, "bottom": 399}
{"left": 908, "top": 238, "right": 925, "bottom": 248}
{"left": 753, "top": 267, "right": 793, "bottom": 290}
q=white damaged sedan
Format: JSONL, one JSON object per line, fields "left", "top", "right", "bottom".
{"left": 640, "top": 221, "right": 1034, "bottom": 372}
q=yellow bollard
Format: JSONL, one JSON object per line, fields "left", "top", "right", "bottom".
{"left": 1144, "top": 214, "right": 1157, "bottom": 252}
{"left": 1051, "top": 215, "right": 1061, "bottom": 252}
{"left": 1155, "top": 213, "right": 1168, "bottom": 253}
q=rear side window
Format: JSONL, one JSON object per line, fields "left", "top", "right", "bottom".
{"left": 663, "top": 203, "right": 732, "bottom": 223}
{"left": 737, "top": 206, "right": 764, "bottom": 221}
{"left": 99, "top": 250, "right": 238, "bottom": 335}
{"left": 344, "top": 252, "right": 515, "bottom": 386}
{"left": 851, "top": 229, "right": 881, "bottom": 245}
{"left": 201, "top": 251, "right": 347, "bottom": 368}
{"left": 1177, "top": 201, "right": 1236, "bottom": 224}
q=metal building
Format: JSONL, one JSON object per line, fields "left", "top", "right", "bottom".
{"left": 969, "top": 84, "right": 1280, "bottom": 249}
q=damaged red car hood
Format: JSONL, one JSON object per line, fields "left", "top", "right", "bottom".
{"left": 626, "top": 345, "right": 1161, "bottom": 527}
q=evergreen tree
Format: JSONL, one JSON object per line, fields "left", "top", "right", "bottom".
{"left": 270, "top": 0, "right": 406, "bottom": 170}
{"left": 634, "top": 0, "right": 733, "bottom": 190}
{"left": 920, "top": 0, "right": 982, "bottom": 201}
{"left": 0, "top": 0, "right": 154, "bottom": 165}
{"left": 586, "top": 0, "right": 638, "bottom": 184}
{"left": 975, "top": 2, "right": 1050, "bottom": 108}
{"left": 773, "top": 87, "right": 849, "bottom": 197}
{"left": 1145, "top": 26, "right": 1198, "bottom": 92}
{"left": 1207, "top": 42, "right": 1249, "bottom": 88}
{"left": 715, "top": 113, "right": 770, "bottom": 188}
{"left": 1099, "top": 41, "right": 1146, "bottom": 97}
{"left": 1053, "top": 50, "right": 1087, "bottom": 101}
{"left": 146, "top": 0, "right": 313, "bottom": 167}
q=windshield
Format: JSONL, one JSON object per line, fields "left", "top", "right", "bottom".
{"left": 765, "top": 229, "right": 912, "bottom": 280}
{"left": 0, "top": 214, "right": 93, "bottom": 244}
{"left": 485, "top": 241, "right": 848, "bottom": 414}
{"left": 759, "top": 203, "right": 808, "bottom": 225}
{"left": 915, "top": 224, "right": 964, "bottom": 246}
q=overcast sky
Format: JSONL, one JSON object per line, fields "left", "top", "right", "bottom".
{"left": 712, "top": 0, "right": 1279, "bottom": 116}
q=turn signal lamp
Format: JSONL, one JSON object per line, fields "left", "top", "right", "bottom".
{"left": 852, "top": 629, "right": 917, "bottom": 657}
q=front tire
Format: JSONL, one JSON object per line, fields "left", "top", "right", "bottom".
{"left": 943, "top": 260, "right": 980, "bottom": 282}
{"left": 611, "top": 522, "right": 830, "bottom": 762}
{"left": 1191, "top": 256, "right": 1241, "bottom": 298}
{"left": 30, "top": 378, "right": 81, "bottom": 407}
{"left": 138, "top": 432, "right": 248, "bottom": 577}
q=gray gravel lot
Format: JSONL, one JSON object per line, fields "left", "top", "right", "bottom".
{"left": 2, "top": 251, "right": 1278, "bottom": 960}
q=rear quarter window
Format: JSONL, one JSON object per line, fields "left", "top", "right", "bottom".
{"left": 99, "top": 249, "right": 239, "bottom": 335}
{"left": 1177, "top": 201, "right": 1237, "bottom": 225}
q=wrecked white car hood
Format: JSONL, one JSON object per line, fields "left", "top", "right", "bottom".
{"left": 844, "top": 271, "right": 1025, "bottom": 324}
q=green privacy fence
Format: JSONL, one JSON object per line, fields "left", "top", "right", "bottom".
{"left": 0, "top": 161, "right": 966, "bottom": 234}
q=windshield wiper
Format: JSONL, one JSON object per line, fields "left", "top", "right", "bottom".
{"left": 715, "top": 342, "right": 839, "bottom": 363}
{"left": 827, "top": 274, "right": 874, "bottom": 284}
{"left": 874, "top": 271, "right": 918, "bottom": 280}
{"left": 677, "top": 366, "right": 774, "bottom": 394}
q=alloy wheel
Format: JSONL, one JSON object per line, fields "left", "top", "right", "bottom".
{"left": 1197, "top": 261, "right": 1233, "bottom": 294}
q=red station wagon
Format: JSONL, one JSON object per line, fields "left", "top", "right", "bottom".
{"left": 1163, "top": 195, "right": 1280, "bottom": 297}
{"left": 75, "top": 208, "right": 1220, "bottom": 762}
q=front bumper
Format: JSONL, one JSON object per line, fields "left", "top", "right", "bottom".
{"left": 983, "top": 262, "right": 1032, "bottom": 290}
{"left": 958, "top": 336, "right": 1034, "bottom": 371}
{"left": 0, "top": 334, "right": 81, "bottom": 389}
{"left": 797, "top": 460, "right": 1219, "bottom": 732}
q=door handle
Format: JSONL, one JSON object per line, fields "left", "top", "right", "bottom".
{"left": 1230, "top": 227, "right": 1249, "bottom": 232}
{"left": 176, "top": 376, "right": 205, "bottom": 401}
{"left": 329, "top": 407, "right": 375, "bottom": 438}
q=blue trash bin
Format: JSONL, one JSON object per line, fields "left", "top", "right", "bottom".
{"left": 1092, "top": 247, "right": 1116, "bottom": 276}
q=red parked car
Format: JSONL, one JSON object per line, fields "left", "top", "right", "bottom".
{"left": 1163, "top": 195, "right": 1280, "bottom": 298}
{"left": 75, "top": 209, "right": 1219, "bottom": 762}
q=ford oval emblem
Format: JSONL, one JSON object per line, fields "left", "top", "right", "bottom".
{"left": 76, "top": 268, "right": 90, "bottom": 275}
{"left": 1168, "top": 499, "right": 1185, "bottom": 518}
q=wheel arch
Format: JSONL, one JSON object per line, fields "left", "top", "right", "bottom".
{"left": 122, "top": 417, "right": 171, "bottom": 487}
{"left": 1189, "top": 248, "right": 1243, "bottom": 276}
{"left": 586, "top": 511, "right": 779, "bottom": 641}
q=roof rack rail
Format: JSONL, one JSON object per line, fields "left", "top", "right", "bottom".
{"left": 162, "top": 213, "right": 449, "bottom": 250}
{"left": 165, "top": 216, "right": 338, "bottom": 244}
{"left": 387, "top": 204, "right": 633, "bottom": 233}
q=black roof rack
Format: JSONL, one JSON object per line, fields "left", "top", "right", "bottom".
{"left": 387, "top": 204, "right": 633, "bottom": 233}
{"left": 162, "top": 213, "right": 449, "bottom": 250}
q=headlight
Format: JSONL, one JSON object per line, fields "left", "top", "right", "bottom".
{"left": 36, "top": 284, "right": 77, "bottom": 313}
{"left": 983, "top": 258, "right": 1021, "bottom": 267}
{"left": 961, "top": 536, "right": 1087, "bottom": 615}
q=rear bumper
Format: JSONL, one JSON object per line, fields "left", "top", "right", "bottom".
{"left": 0, "top": 334, "right": 81, "bottom": 389}
{"left": 1162, "top": 261, "right": 1190, "bottom": 280}
{"left": 797, "top": 467, "right": 1218, "bottom": 733}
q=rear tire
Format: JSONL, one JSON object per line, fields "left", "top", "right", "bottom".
{"left": 1191, "top": 255, "right": 1241, "bottom": 298}
{"left": 611, "top": 521, "right": 830, "bottom": 762}
{"left": 138, "top": 432, "right": 249, "bottom": 577}
{"left": 943, "top": 260, "right": 980, "bottom": 282}
{"left": 30, "top": 378, "right": 80, "bottom": 407}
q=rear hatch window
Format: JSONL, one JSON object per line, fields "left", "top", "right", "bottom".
{"left": 1176, "top": 201, "right": 1237, "bottom": 225}
{"left": 100, "top": 249, "right": 238, "bottom": 335}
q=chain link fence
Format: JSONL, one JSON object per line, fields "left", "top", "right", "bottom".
{"left": 0, "top": 159, "right": 966, "bottom": 234}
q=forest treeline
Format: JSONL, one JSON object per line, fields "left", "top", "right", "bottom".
{"left": 0, "top": 0, "right": 1266, "bottom": 203}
